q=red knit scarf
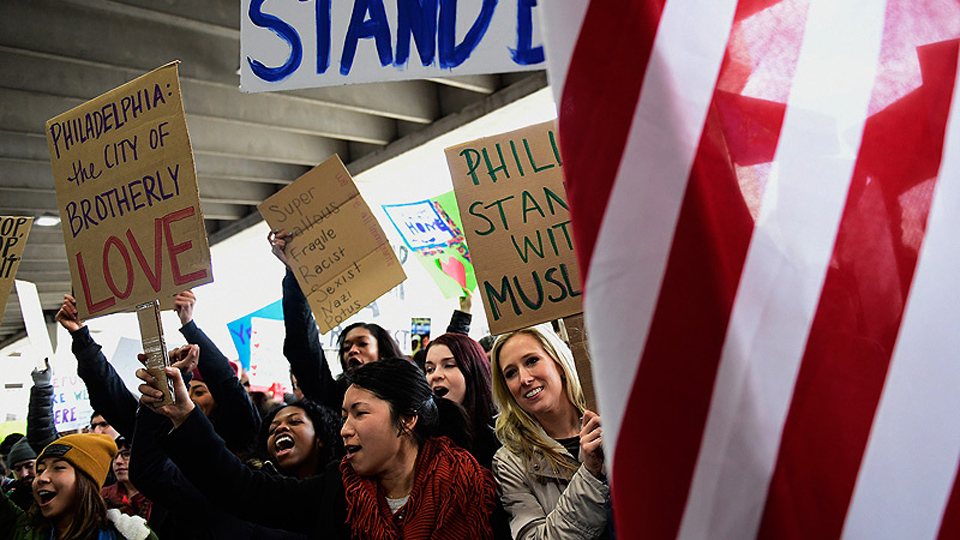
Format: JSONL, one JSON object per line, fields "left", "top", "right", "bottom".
{"left": 340, "top": 436, "right": 496, "bottom": 540}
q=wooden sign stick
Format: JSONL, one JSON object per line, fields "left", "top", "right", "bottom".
{"left": 556, "top": 313, "right": 597, "bottom": 413}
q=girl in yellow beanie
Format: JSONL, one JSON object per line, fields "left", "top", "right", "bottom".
{"left": 0, "top": 433, "right": 159, "bottom": 540}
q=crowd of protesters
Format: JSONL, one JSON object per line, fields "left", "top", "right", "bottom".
{"left": 0, "top": 231, "right": 613, "bottom": 540}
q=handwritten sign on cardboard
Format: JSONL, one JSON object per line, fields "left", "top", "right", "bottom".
{"left": 258, "top": 155, "right": 405, "bottom": 334}
{"left": 445, "top": 120, "right": 582, "bottom": 334}
{"left": 0, "top": 216, "right": 32, "bottom": 322}
{"left": 46, "top": 62, "right": 213, "bottom": 320}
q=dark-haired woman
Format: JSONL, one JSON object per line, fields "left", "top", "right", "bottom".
{"left": 138, "top": 358, "right": 496, "bottom": 539}
{"left": 336, "top": 322, "right": 404, "bottom": 372}
{"left": 259, "top": 399, "right": 343, "bottom": 479}
{"left": 0, "top": 434, "right": 158, "bottom": 540}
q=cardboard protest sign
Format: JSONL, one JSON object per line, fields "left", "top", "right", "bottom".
{"left": 383, "top": 191, "right": 476, "bottom": 298}
{"left": 241, "top": 0, "right": 545, "bottom": 92}
{"left": 46, "top": 62, "right": 213, "bottom": 320}
{"left": 445, "top": 120, "right": 582, "bottom": 334}
{"left": 258, "top": 155, "right": 405, "bottom": 334}
{"left": 1, "top": 217, "right": 32, "bottom": 322}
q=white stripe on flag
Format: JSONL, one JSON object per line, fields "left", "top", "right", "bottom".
{"left": 539, "top": 0, "right": 589, "bottom": 105}
{"left": 583, "top": 0, "right": 737, "bottom": 455}
{"left": 840, "top": 54, "right": 960, "bottom": 540}
{"left": 678, "top": 1, "right": 888, "bottom": 538}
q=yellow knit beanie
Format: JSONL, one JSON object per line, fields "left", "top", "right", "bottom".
{"left": 37, "top": 433, "right": 118, "bottom": 488}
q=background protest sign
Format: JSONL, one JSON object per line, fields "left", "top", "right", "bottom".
{"left": 46, "top": 62, "right": 213, "bottom": 320}
{"left": 445, "top": 119, "right": 582, "bottom": 334}
{"left": 249, "top": 317, "right": 290, "bottom": 395}
{"left": 0, "top": 216, "right": 32, "bottom": 322}
{"left": 15, "top": 280, "right": 53, "bottom": 369}
{"left": 49, "top": 371, "right": 93, "bottom": 433}
{"left": 258, "top": 155, "right": 405, "bottom": 334}
{"left": 48, "top": 324, "right": 97, "bottom": 433}
{"left": 240, "top": 0, "right": 545, "bottom": 92}
{"left": 382, "top": 191, "right": 476, "bottom": 298}
{"left": 227, "top": 299, "right": 284, "bottom": 371}
{"left": 411, "top": 317, "right": 431, "bottom": 354}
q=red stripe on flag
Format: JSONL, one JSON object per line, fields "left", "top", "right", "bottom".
{"left": 613, "top": 104, "right": 757, "bottom": 539}
{"left": 758, "top": 35, "right": 960, "bottom": 540}
{"left": 557, "top": 0, "right": 666, "bottom": 280}
{"left": 611, "top": 4, "right": 807, "bottom": 535}
{"left": 939, "top": 457, "right": 960, "bottom": 539}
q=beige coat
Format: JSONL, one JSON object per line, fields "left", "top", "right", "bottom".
{"left": 493, "top": 438, "right": 609, "bottom": 540}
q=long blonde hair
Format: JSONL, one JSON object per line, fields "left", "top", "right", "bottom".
{"left": 491, "top": 324, "right": 586, "bottom": 474}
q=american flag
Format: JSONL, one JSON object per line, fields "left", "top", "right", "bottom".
{"left": 540, "top": 0, "right": 960, "bottom": 538}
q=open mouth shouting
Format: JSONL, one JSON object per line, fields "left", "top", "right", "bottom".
{"left": 344, "top": 444, "right": 362, "bottom": 460}
{"left": 274, "top": 434, "right": 296, "bottom": 457}
{"left": 36, "top": 489, "right": 57, "bottom": 506}
{"left": 432, "top": 386, "right": 449, "bottom": 398}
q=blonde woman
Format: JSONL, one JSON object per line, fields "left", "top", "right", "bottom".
{"left": 491, "top": 324, "right": 610, "bottom": 540}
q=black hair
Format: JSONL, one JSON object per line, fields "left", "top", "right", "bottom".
{"left": 412, "top": 348, "right": 427, "bottom": 373}
{"left": 478, "top": 334, "right": 496, "bottom": 353}
{"left": 0, "top": 432, "right": 25, "bottom": 460}
{"left": 114, "top": 436, "right": 131, "bottom": 451}
{"left": 258, "top": 398, "right": 343, "bottom": 474}
{"left": 344, "top": 358, "right": 473, "bottom": 451}
{"left": 337, "top": 322, "right": 405, "bottom": 370}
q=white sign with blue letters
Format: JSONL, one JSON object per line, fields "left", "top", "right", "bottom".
{"left": 241, "top": 0, "right": 546, "bottom": 91}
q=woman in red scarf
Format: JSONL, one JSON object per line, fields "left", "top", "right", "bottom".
{"left": 138, "top": 353, "right": 495, "bottom": 540}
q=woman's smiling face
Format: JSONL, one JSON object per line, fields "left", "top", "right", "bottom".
{"left": 498, "top": 333, "right": 569, "bottom": 420}
{"left": 33, "top": 457, "right": 79, "bottom": 527}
